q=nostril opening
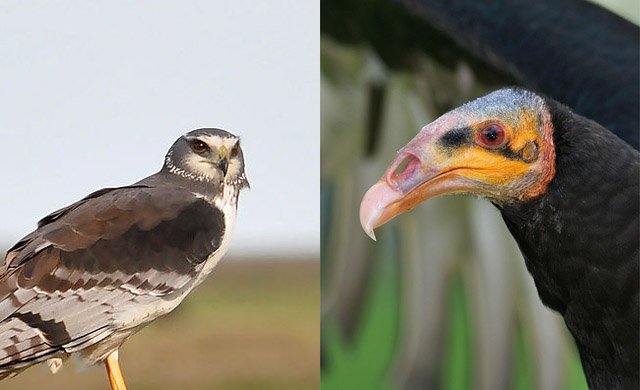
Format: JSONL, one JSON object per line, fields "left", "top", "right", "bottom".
{"left": 389, "top": 154, "right": 420, "bottom": 188}
{"left": 218, "top": 159, "right": 229, "bottom": 175}
{"left": 393, "top": 156, "right": 412, "bottom": 176}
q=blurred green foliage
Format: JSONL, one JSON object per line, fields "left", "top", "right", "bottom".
{"left": 323, "top": 242, "right": 400, "bottom": 389}
{"left": 320, "top": 7, "right": 600, "bottom": 385}
{"left": 442, "top": 277, "right": 472, "bottom": 390}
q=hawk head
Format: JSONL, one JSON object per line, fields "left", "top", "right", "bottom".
{"left": 162, "top": 128, "right": 250, "bottom": 190}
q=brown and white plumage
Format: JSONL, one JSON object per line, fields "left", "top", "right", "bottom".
{"left": 0, "top": 128, "right": 248, "bottom": 388}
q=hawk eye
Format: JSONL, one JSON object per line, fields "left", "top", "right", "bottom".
{"left": 477, "top": 124, "right": 506, "bottom": 148}
{"left": 191, "top": 140, "right": 209, "bottom": 154}
{"left": 230, "top": 145, "right": 239, "bottom": 158}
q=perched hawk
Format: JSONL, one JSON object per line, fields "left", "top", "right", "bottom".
{"left": 0, "top": 128, "right": 249, "bottom": 389}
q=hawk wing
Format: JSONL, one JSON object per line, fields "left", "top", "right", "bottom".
{"left": 0, "top": 182, "right": 225, "bottom": 374}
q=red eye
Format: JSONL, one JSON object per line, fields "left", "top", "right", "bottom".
{"left": 477, "top": 124, "right": 506, "bottom": 148}
{"left": 191, "top": 140, "right": 208, "bottom": 154}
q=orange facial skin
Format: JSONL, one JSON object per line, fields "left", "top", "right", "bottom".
{"left": 360, "top": 88, "right": 556, "bottom": 240}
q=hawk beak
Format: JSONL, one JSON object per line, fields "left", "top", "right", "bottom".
{"left": 217, "top": 146, "right": 229, "bottom": 176}
{"left": 218, "top": 158, "right": 229, "bottom": 176}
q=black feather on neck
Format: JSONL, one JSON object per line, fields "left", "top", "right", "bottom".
{"left": 498, "top": 98, "right": 639, "bottom": 389}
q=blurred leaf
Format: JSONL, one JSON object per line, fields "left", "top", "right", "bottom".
{"left": 322, "top": 236, "right": 401, "bottom": 389}
{"left": 512, "top": 322, "right": 535, "bottom": 390}
{"left": 441, "top": 276, "right": 472, "bottom": 390}
{"left": 566, "top": 347, "right": 589, "bottom": 390}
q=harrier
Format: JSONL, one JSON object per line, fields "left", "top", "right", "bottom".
{"left": 0, "top": 128, "right": 249, "bottom": 389}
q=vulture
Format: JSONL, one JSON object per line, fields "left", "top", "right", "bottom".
{"left": 333, "top": 0, "right": 640, "bottom": 388}
{"left": 360, "top": 87, "right": 638, "bottom": 389}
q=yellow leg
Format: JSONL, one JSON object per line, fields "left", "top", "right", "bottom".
{"left": 105, "top": 350, "right": 127, "bottom": 390}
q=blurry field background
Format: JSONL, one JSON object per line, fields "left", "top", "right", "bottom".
{"left": 321, "top": 0, "right": 638, "bottom": 389}
{"left": 2, "top": 259, "right": 319, "bottom": 390}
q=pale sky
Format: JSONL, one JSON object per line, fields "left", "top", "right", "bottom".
{"left": 0, "top": 1, "right": 319, "bottom": 257}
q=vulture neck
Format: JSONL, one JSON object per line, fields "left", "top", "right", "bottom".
{"left": 498, "top": 100, "right": 639, "bottom": 389}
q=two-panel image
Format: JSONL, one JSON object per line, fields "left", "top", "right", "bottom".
{"left": 0, "top": 1, "right": 637, "bottom": 389}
